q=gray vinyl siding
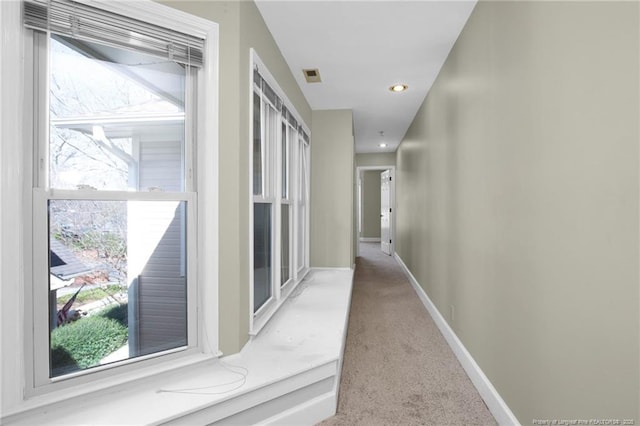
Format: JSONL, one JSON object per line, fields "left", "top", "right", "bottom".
{"left": 138, "top": 137, "right": 183, "bottom": 192}
{"left": 133, "top": 133, "right": 186, "bottom": 356}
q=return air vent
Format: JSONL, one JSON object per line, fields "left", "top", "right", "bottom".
{"left": 303, "top": 68, "right": 321, "bottom": 83}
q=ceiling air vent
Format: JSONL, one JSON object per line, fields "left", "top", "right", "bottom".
{"left": 303, "top": 68, "right": 321, "bottom": 83}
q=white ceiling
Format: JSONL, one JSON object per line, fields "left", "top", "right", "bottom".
{"left": 255, "top": 0, "right": 477, "bottom": 153}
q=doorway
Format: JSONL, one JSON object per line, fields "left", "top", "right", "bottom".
{"left": 355, "top": 165, "right": 395, "bottom": 258}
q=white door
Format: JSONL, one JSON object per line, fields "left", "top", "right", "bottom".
{"left": 380, "top": 170, "right": 391, "bottom": 255}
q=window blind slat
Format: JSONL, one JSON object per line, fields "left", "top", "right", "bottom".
{"left": 282, "top": 106, "right": 298, "bottom": 129}
{"left": 299, "top": 127, "right": 310, "bottom": 144}
{"left": 254, "top": 68, "right": 282, "bottom": 110}
{"left": 24, "top": 0, "right": 204, "bottom": 67}
{"left": 254, "top": 66, "right": 308, "bottom": 145}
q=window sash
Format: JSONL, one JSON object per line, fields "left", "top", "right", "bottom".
{"left": 37, "top": 31, "right": 197, "bottom": 193}
{"left": 254, "top": 96, "right": 278, "bottom": 200}
{"left": 32, "top": 189, "right": 198, "bottom": 386}
{"left": 24, "top": 0, "right": 204, "bottom": 66}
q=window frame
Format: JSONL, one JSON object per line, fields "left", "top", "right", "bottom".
{"left": 249, "top": 50, "right": 310, "bottom": 335}
{"left": 19, "top": 0, "right": 220, "bottom": 399}
{"left": 296, "top": 132, "right": 310, "bottom": 274}
{"left": 280, "top": 121, "right": 294, "bottom": 289}
{"left": 252, "top": 91, "right": 278, "bottom": 316}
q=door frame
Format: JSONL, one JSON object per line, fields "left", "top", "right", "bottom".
{"left": 355, "top": 165, "right": 396, "bottom": 258}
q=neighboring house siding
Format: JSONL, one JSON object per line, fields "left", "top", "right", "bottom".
{"left": 131, "top": 134, "right": 186, "bottom": 356}
{"left": 139, "top": 136, "right": 183, "bottom": 192}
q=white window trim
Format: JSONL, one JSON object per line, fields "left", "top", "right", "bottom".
{"left": 296, "top": 132, "right": 311, "bottom": 274}
{"left": 249, "top": 49, "right": 310, "bottom": 336}
{"left": 280, "top": 121, "right": 294, "bottom": 289}
{"left": 0, "top": 0, "right": 219, "bottom": 416}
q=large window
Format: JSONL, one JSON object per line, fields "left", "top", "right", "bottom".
{"left": 23, "top": 0, "right": 218, "bottom": 393}
{"left": 251, "top": 54, "right": 310, "bottom": 332}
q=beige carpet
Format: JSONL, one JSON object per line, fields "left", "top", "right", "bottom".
{"left": 319, "top": 242, "right": 497, "bottom": 426}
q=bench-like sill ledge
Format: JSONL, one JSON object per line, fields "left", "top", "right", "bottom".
{"left": 3, "top": 268, "right": 354, "bottom": 425}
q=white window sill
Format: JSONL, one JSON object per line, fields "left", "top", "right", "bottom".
{"left": 3, "top": 351, "right": 217, "bottom": 420}
{"left": 2, "top": 268, "right": 354, "bottom": 425}
{"left": 250, "top": 267, "right": 311, "bottom": 336}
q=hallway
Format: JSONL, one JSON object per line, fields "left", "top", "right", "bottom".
{"left": 320, "top": 242, "right": 496, "bottom": 425}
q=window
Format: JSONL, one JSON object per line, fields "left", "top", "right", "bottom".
{"left": 23, "top": 0, "right": 218, "bottom": 394}
{"left": 250, "top": 52, "right": 310, "bottom": 333}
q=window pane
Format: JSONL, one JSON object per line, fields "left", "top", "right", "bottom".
{"left": 281, "top": 204, "right": 290, "bottom": 286}
{"left": 265, "top": 104, "right": 278, "bottom": 199}
{"left": 49, "top": 35, "right": 186, "bottom": 192}
{"left": 48, "top": 199, "right": 187, "bottom": 378}
{"left": 281, "top": 122, "right": 288, "bottom": 199}
{"left": 297, "top": 203, "right": 305, "bottom": 271}
{"left": 253, "top": 92, "right": 262, "bottom": 196}
{"left": 253, "top": 203, "right": 272, "bottom": 312}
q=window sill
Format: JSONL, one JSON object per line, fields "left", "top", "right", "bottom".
{"left": 4, "top": 351, "right": 217, "bottom": 420}
{"left": 250, "top": 267, "right": 311, "bottom": 336}
{"left": 2, "top": 268, "right": 354, "bottom": 425}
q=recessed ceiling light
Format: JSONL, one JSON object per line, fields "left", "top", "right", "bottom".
{"left": 389, "top": 84, "right": 408, "bottom": 93}
{"left": 379, "top": 143, "right": 387, "bottom": 148}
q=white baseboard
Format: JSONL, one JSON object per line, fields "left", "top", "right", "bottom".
{"left": 359, "top": 237, "right": 380, "bottom": 242}
{"left": 310, "top": 267, "right": 353, "bottom": 272}
{"left": 393, "top": 253, "right": 520, "bottom": 426}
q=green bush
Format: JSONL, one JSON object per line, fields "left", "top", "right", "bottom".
{"left": 51, "top": 307, "right": 127, "bottom": 372}
{"left": 101, "top": 303, "right": 128, "bottom": 327}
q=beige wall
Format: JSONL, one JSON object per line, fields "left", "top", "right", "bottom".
{"left": 396, "top": 1, "right": 639, "bottom": 422}
{"left": 355, "top": 152, "right": 396, "bottom": 168}
{"left": 311, "top": 109, "right": 354, "bottom": 268}
{"left": 159, "top": 0, "right": 311, "bottom": 354}
{"left": 361, "top": 171, "right": 381, "bottom": 239}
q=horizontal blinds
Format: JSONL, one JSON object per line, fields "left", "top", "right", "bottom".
{"left": 254, "top": 67, "right": 309, "bottom": 143}
{"left": 282, "top": 106, "right": 298, "bottom": 130}
{"left": 24, "top": 0, "right": 204, "bottom": 67}
{"left": 300, "top": 129, "right": 310, "bottom": 144}
{"left": 254, "top": 69, "right": 281, "bottom": 110}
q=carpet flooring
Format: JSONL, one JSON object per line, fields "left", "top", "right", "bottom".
{"left": 318, "top": 242, "right": 497, "bottom": 426}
